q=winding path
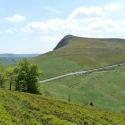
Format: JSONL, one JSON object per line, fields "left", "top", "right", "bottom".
{"left": 39, "top": 63, "right": 125, "bottom": 83}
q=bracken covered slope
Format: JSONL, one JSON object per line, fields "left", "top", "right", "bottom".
{"left": 0, "top": 89, "right": 125, "bottom": 125}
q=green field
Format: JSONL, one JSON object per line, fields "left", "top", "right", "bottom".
{"left": 42, "top": 65, "right": 125, "bottom": 112}
{"left": 1, "top": 88, "right": 125, "bottom": 125}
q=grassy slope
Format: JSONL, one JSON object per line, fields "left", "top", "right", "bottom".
{"left": 0, "top": 89, "right": 125, "bottom": 125}
{"left": 42, "top": 65, "right": 125, "bottom": 112}
{"left": 30, "top": 52, "right": 81, "bottom": 80}
{"left": 30, "top": 35, "right": 125, "bottom": 79}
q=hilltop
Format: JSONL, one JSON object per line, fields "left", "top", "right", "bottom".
{"left": 53, "top": 35, "right": 125, "bottom": 67}
{"left": 0, "top": 88, "right": 125, "bottom": 125}
{"left": 54, "top": 35, "right": 75, "bottom": 50}
{"left": 30, "top": 35, "right": 125, "bottom": 79}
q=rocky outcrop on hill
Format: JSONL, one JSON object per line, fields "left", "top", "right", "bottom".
{"left": 54, "top": 35, "right": 74, "bottom": 50}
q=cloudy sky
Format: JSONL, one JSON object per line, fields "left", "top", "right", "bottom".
{"left": 0, "top": 0, "right": 125, "bottom": 54}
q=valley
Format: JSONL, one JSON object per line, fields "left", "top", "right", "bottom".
{"left": 1, "top": 35, "right": 125, "bottom": 124}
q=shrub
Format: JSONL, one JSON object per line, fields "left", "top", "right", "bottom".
{"left": 90, "top": 102, "right": 94, "bottom": 106}
{"left": 120, "top": 106, "right": 125, "bottom": 114}
{"left": 83, "top": 99, "right": 90, "bottom": 105}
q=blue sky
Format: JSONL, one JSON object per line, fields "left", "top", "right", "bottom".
{"left": 0, "top": 0, "right": 125, "bottom": 54}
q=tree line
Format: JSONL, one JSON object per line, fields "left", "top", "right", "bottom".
{"left": 0, "top": 58, "right": 42, "bottom": 94}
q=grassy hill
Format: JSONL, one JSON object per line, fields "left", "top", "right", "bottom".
{"left": 30, "top": 35, "right": 125, "bottom": 79}
{"left": 1, "top": 88, "right": 125, "bottom": 125}
{"left": 42, "top": 65, "right": 125, "bottom": 113}
{"left": 53, "top": 35, "right": 125, "bottom": 67}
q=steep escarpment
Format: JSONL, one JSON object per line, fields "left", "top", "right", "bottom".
{"left": 54, "top": 34, "right": 75, "bottom": 50}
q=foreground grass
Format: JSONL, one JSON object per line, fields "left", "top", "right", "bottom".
{"left": 0, "top": 89, "right": 125, "bottom": 125}
{"left": 42, "top": 65, "right": 125, "bottom": 113}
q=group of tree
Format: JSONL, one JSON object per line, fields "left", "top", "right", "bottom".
{"left": 0, "top": 58, "right": 43, "bottom": 94}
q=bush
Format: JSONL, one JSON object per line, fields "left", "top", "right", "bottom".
{"left": 83, "top": 99, "right": 90, "bottom": 105}
{"left": 120, "top": 106, "right": 125, "bottom": 114}
{"left": 90, "top": 102, "right": 94, "bottom": 106}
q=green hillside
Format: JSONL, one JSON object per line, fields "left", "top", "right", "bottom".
{"left": 53, "top": 35, "right": 125, "bottom": 67}
{"left": 1, "top": 88, "right": 125, "bottom": 125}
{"left": 30, "top": 35, "right": 125, "bottom": 79}
{"left": 42, "top": 65, "right": 125, "bottom": 112}
{"left": 30, "top": 53, "right": 81, "bottom": 80}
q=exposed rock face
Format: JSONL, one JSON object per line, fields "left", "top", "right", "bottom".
{"left": 54, "top": 35, "right": 74, "bottom": 50}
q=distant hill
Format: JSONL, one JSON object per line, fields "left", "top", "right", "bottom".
{"left": 1, "top": 89, "right": 125, "bottom": 125}
{"left": 0, "top": 53, "right": 40, "bottom": 58}
{"left": 0, "top": 57, "right": 23, "bottom": 65}
{"left": 0, "top": 53, "right": 40, "bottom": 65}
{"left": 30, "top": 35, "right": 125, "bottom": 79}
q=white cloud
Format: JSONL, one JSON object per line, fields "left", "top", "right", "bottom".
{"left": 6, "top": 26, "right": 17, "bottom": 34}
{"left": 88, "top": 19, "right": 125, "bottom": 33}
{"left": 21, "top": 6, "right": 125, "bottom": 38}
{"left": 21, "top": 19, "right": 62, "bottom": 33}
{"left": 45, "top": 7, "right": 61, "bottom": 14}
{"left": 105, "top": 4, "right": 121, "bottom": 11}
{"left": 69, "top": 7, "right": 105, "bottom": 19}
{"left": 6, "top": 29, "right": 13, "bottom": 34}
{"left": 0, "top": 31, "right": 2, "bottom": 34}
{"left": 5, "top": 14, "right": 26, "bottom": 22}
{"left": 21, "top": 7, "right": 106, "bottom": 35}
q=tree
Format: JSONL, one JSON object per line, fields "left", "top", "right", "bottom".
{"left": 68, "top": 96, "right": 71, "bottom": 102}
{"left": 14, "top": 66, "right": 22, "bottom": 91}
{"left": 90, "top": 102, "right": 94, "bottom": 106}
{"left": 0, "top": 63, "right": 5, "bottom": 88}
{"left": 16, "top": 58, "right": 42, "bottom": 94}
{"left": 5, "top": 67, "right": 17, "bottom": 90}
